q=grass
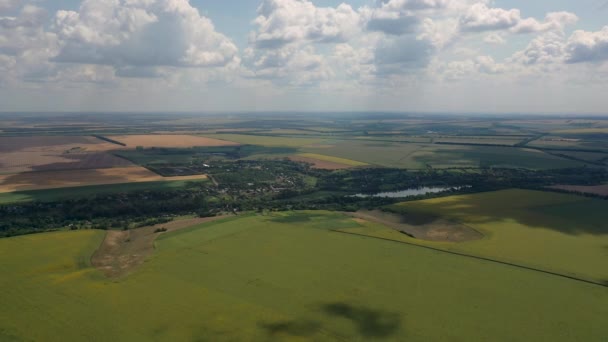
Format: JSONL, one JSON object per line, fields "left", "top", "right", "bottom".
{"left": 385, "top": 189, "right": 608, "bottom": 283}
{"left": 297, "top": 153, "right": 368, "bottom": 166}
{"left": 0, "top": 179, "right": 207, "bottom": 204}
{"left": 1, "top": 212, "right": 607, "bottom": 341}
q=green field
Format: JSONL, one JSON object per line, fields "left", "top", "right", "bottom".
{"left": 303, "top": 141, "right": 586, "bottom": 169}
{"left": 0, "top": 179, "right": 207, "bottom": 204}
{"left": 1, "top": 212, "right": 607, "bottom": 341}
{"left": 381, "top": 189, "right": 608, "bottom": 283}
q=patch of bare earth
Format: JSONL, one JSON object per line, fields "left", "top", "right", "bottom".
{"left": 289, "top": 156, "right": 353, "bottom": 170}
{"left": 91, "top": 216, "right": 230, "bottom": 278}
{"left": 345, "top": 210, "right": 483, "bottom": 242}
{"left": 106, "top": 134, "right": 240, "bottom": 148}
{"left": 0, "top": 136, "right": 130, "bottom": 173}
{"left": 549, "top": 185, "right": 608, "bottom": 196}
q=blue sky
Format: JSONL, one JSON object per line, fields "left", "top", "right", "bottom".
{"left": 1, "top": 0, "right": 608, "bottom": 113}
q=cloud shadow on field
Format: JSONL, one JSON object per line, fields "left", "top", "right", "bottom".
{"left": 393, "top": 193, "right": 608, "bottom": 236}
{"left": 259, "top": 320, "right": 321, "bottom": 337}
{"left": 322, "top": 302, "right": 401, "bottom": 338}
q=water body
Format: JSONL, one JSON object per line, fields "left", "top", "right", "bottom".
{"left": 354, "top": 186, "right": 467, "bottom": 199}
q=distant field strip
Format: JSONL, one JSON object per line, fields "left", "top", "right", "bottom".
{"left": 107, "top": 135, "right": 240, "bottom": 148}
{"left": 199, "top": 133, "right": 327, "bottom": 147}
{"left": 0, "top": 166, "right": 207, "bottom": 193}
{"left": 296, "top": 153, "right": 367, "bottom": 166}
{"left": 0, "top": 179, "right": 207, "bottom": 204}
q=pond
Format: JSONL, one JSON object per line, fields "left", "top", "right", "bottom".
{"left": 353, "top": 186, "right": 468, "bottom": 198}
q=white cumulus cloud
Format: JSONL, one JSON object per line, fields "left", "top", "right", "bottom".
{"left": 52, "top": 0, "right": 239, "bottom": 69}
{"left": 565, "top": 26, "right": 608, "bottom": 63}
{"left": 251, "top": 0, "right": 360, "bottom": 48}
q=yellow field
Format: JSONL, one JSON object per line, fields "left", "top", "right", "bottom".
{"left": 199, "top": 134, "right": 327, "bottom": 147}
{"left": 107, "top": 135, "right": 240, "bottom": 148}
{"left": 296, "top": 153, "right": 368, "bottom": 166}
{"left": 0, "top": 167, "right": 207, "bottom": 193}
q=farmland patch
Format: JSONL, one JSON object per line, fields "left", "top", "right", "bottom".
{"left": 389, "top": 189, "right": 608, "bottom": 282}
{"left": 0, "top": 167, "right": 207, "bottom": 192}
{"left": 1, "top": 213, "right": 607, "bottom": 341}
{"left": 106, "top": 135, "right": 240, "bottom": 148}
{"left": 549, "top": 184, "right": 608, "bottom": 196}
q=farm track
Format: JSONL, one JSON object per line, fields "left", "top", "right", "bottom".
{"left": 331, "top": 229, "right": 608, "bottom": 288}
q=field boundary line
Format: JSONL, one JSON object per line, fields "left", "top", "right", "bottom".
{"left": 330, "top": 229, "right": 608, "bottom": 288}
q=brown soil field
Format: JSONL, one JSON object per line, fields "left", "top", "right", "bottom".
{"left": 0, "top": 166, "right": 207, "bottom": 192}
{"left": 549, "top": 184, "right": 608, "bottom": 196}
{"left": 91, "top": 216, "right": 230, "bottom": 278}
{"left": 289, "top": 156, "right": 353, "bottom": 170}
{"left": 0, "top": 136, "right": 117, "bottom": 153}
{"left": 0, "top": 136, "right": 130, "bottom": 173}
{"left": 107, "top": 134, "right": 240, "bottom": 148}
{"left": 345, "top": 210, "right": 483, "bottom": 242}
{"left": 0, "top": 152, "right": 133, "bottom": 174}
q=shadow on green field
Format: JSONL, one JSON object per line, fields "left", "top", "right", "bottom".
{"left": 391, "top": 210, "right": 440, "bottom": 226}
{"left": 260, "top": 320, "right": 322, "bottom": 337}
{"left": 322, "top": 302, "right": 401, "bottom": 338}
{"left": 393, "top": 194, "right": 608, "bottom": 236}
{"left": 259, "top": 303, "right": 401, "bottom": 339}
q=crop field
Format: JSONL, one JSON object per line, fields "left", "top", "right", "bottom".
{"left": 0, "top": 179, "right": 208, "bottom": 204}
{"left": 549, "top": 184, "right": 608, "bottom": 196}
{"left": 293, "top": 153, "right": 368, "bottom": 168}
{"left": 0, "top": 212, "right": 607, "bottom": 341}
{"left": 107, "top": 134, "right": 240, "bottom": 148}
{"left": 303, "top": 141, "right": 586, "bottom": 169}
{"left": 0, "top": 152, "right": 135, "bottom": 174}
{"left": 0, "top": 136, "right": 118, "bottom": 153}
{"left": 0, "top": 136, "right": 131, "bottom": 173}
{"left": 552, "top": 128, "right": 608, "bottom": 135}
{"left": 288, "top": 156, "right": 355, "bottom": 170}
{"left": 381, "top": 190, "right": 608, "bottom": 283}
{"left": 548, "top": 150, "right": 608, "bottom": 162}
{"left": 433, "top": 136, "right": 528, "bottom": 146}
{"left": 0, "top": 166, "right": 207, "bottom": 193}
{"left": 200, "top": 133, "right": 328, "bottom": 147}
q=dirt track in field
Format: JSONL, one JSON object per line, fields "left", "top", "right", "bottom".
{"left": 345, "top": 210, "right": 483, "bottom": 242}
{"left": 91, "top": 216, "right": 230, "bottom": 278}
{"left": 0, "top": 167, "right": 207, "bottom": 192}
{"left": 289, "top": 156, "right": 354, "bottom": 170}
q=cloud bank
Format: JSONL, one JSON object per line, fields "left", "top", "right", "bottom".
{"left": 0, "top": 0, "right": 607, "bottom": 112}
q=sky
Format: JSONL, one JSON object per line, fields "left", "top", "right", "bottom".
{"left": 1, "top": 0, "right": 608, "bottom": 114}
